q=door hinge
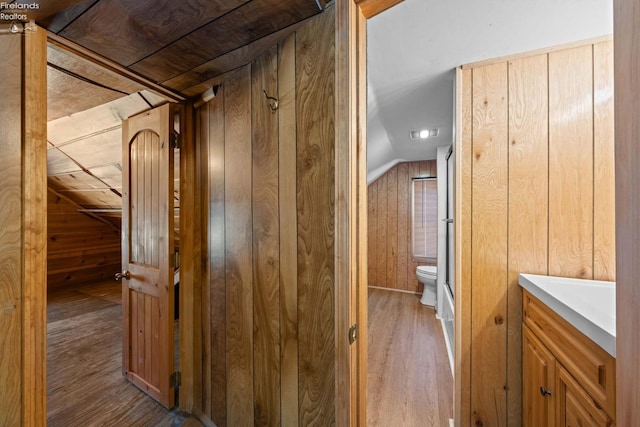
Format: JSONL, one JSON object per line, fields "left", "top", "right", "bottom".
{"left": 172, "top": 130, "right": 181, "bottom": 149}
{"left": 349, "top": 324, "right": 358, "bottom": 345}
{"left": 170, "top": 371, "right": 181, "bottom": 388}
{"left": 171, "top": 251, "right": 180, "bottom": 269}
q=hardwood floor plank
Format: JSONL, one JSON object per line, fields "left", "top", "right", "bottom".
{"left": 47, "top": 281, "right": 202, "bottom": 426}
{"left": 367, "top": 288, "right": 453, "bottom": 427}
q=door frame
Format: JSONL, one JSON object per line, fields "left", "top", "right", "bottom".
{"left": 11, "top": 28, "right": 199, "bottom": 423}
{"left": 44, "top": 35, "right": 200, "bottom": 412}
{"left": 334, "top": 1, "right": 404, "bottom": 425}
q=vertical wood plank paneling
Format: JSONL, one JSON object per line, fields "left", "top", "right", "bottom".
{"left": 137, "top": 290, "right": 145, "bottom": 374}
{"left": 614, "top": 2, "right": 640, "bottom": 423}
{"left": 130, "top": 291, "right": 139, "bottom": 374}
{"left": 278, "top": 32, "right": 299, "bottom": 427}
{"left": 456, "top": 67, "right": 473, "bottom": 427}
{"left": 151, "top": 296, "right": 159, "bottom": 388}
{"left": 407, "top": 162, "right": 421, "bottom": 292}
{"left": 507, "top": 54, "right": 549, "bottom": 426}
{"left": 144, "top": 133, "right": 153, "bottom": 266}
{"left": 224, "top": 65, "right": 254, "bottom": 427}
{"left": 296, "top": 8, "right": 335, "bottom": 425}
{"left": 199, "top": 103, "right": 213, "bottom": 418}
{"left": 459, "top": 40, "right": 616, "bottom": 426}
{"left": 0, "top": 34, "right": 23, "bottom": 427}
{"left": 593, "top": 41, "right": 616, "bottom": 281}
{"left": 181, "top": 101, "right": 200, "bottom": 413}
{"left": 137, "top": 138, "right": 145, "bottom": 264}
{"left": 251, "top": 45, "right": 281, "bottom": 427}
{"left": 208, "top": 92, "right": 227, "bottom": 426}
{"left": 366, "top": 160, "right": 436, "bottom": 292}
{"left": 22, "top": 28, "right": 47, "bottom": 424}
{"left": 470, "top": 62, "right": 509, "bottom": 427}
{"left": 548, "top": 46, "right": 594, "bottom": 279}
{"left": 386, "top": 167, "right": 398, "bottom": 288}
{"left": 144, "top": 294, "right": 152, "bottom": 381}
{"left": 130, "top": 140, "right": 138, "bottom": 264}
{"left": 194, "top": 11, "right": 336, "bottom": 427}
{"left": 396, "top": 163, "right": 409, "bottom": 291}
{"left": 419, "top": 160, "right": 430, "bottom": 177}
{"left": 376, "top": 175, "right": 387, "bottom": 287}
{"left": 368, "top": 184, "right": 377, "bottom": 286}
{"left": 151, "top": 135, "right": 159, "bottom": 268}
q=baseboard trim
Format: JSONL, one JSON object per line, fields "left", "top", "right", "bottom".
{"left": 367, "top": 285, "right": 421, "bottom": 296}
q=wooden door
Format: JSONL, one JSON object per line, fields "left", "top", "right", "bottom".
{"left": 523, "top": 325, "right": 555, "bottom": 427}
{"left": 557, "top": 366, "right": 611, "bottom": 427}
{"left": 121, "top": 103, "right": 176, "bottom": 408}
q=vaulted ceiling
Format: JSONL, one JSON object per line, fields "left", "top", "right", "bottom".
{"left": 366, "top": 0, "right": 613, "bottom": 183}
{"left": 13, "top": 0, "right": 327, "bottom": 96}
{"left": 1, "top": 0, "right": 330, "bottom": 228}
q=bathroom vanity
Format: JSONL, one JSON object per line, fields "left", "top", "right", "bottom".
{"left": 519, "top": 274, "right": 616, "bottom": 427}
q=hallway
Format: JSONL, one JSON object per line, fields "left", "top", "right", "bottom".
{"left": 367, "top": 288, "right": 453, "bottom": 426}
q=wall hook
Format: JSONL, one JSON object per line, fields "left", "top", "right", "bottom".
{"left": 263, "top": 90, "right": 279, "bottom": 111}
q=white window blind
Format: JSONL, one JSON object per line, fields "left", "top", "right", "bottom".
{"left": 412, "top": 178, "right": 437, "bottom": 259}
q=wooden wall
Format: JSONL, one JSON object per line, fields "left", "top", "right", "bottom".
{"left": 367, "top": 160, "right": 436, "bottom": 292}
{"left": 0, "top": 28, "right": 47, "bottom": 426}
{"left": 614, "top": 0, "right": 640, "bottom": 424}
{"left": 195, "top": 9, "right": 335, "bottom": 426}
{"left": 456, "top": 39, "right": 615, "bottom": 426}
{"left": 47, "top": 190, "right": 121, "bottom": 290}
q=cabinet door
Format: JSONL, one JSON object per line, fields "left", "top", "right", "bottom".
{"left": 557, "top": 365, "right": 612, "bottom": 427}
{"left": 523, "top": 325, "right": 555, "bottom": 427}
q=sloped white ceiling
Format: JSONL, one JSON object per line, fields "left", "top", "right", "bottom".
{"left": 367, "top": 0, "right": 613, "bottom": 183}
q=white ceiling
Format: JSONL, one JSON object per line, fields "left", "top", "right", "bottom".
{"left": 366, "top": 0, "right": 613, "bottom": 183}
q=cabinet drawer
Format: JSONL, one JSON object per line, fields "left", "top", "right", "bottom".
{"left": 523, "top": 291, "right": 616, "bottom": 420}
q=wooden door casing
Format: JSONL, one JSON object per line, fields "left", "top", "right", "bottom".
{"left": 122, "top": 103, "right": 176, "bottom": 409}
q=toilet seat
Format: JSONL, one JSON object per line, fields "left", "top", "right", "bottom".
{"left": 416, "top": 265, "right": 437, "bottom": 280}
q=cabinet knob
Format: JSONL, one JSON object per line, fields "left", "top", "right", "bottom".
{"left": 540, "top": 387, "right": 552, "bottom": 397}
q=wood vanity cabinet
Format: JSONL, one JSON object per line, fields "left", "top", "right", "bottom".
{"left": 522, "top": 291, "right": 616, "bottom": 427}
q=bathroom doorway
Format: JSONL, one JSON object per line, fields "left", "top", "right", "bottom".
{"left": 365, "top": 1, "right": 455, "bottom": 425}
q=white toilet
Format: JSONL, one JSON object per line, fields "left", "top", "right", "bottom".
{"left": 416, "top": 265, "right": 437, "bottom": 306}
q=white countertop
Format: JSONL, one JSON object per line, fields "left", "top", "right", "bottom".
{"left": 519, "top": 274, "right": 616, "bottom": 357}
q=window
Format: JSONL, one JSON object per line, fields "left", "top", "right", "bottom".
{"left": 412, "top": 178, "right": 437, "bottom": 259}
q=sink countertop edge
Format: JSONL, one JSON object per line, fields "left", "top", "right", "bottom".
{"left": 518, "top": 273, "right": 616, "bottom": 358}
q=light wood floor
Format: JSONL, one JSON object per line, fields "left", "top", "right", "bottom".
{"left": 47, "top": 281, "right": 201, "bottom": 427}
{"left": 367, "top": 288, "right": 453, "bottom": 427}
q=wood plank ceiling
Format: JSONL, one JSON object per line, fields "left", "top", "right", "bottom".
{"left": 5, "top": 0, "right": 328, "bottom": 227}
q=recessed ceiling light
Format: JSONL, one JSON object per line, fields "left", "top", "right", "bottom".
{"left": 410, "top": 128, "right": 439, "bottom": 140}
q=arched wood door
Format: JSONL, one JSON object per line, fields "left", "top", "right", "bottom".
{"left": 121, "top": 103, "right": 176, "bottom": 408}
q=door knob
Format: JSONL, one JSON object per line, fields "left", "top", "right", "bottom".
{"left": 540, "top": 387, "right": 552, "bottom": 397}
{"left": 115, "top": 270, "right": 131, "bottom": 281}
